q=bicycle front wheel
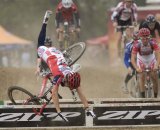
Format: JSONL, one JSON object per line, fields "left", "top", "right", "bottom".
{"left": 63, "top": 42, "right": 86, "bottom": 66}
{"left": 8, "top": 86, "right": 40, "bottom": 105}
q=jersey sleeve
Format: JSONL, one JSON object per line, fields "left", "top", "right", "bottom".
{"left": 151, "top": 40, "right": 160, "bottom": 51}
{"left": 132, "top": 3, "right": 138, "bottom": 22}
{"left": 55, "top": 3, "right": 62, "bottom": 28}
{"left": 111, "top": 2, "right": 123, "bottom": 22}
{"left": 132, "top": 41, "right": 139, "bottom": 54}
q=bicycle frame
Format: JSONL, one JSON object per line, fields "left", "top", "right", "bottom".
{"left": 63, "top": 21, "right": 70, "bottom": 50}
{"left": 144, "top": 68, "right": 154, "bottom": 98}
{"left": 63, "top": 21, "right": 78, "bottom": 50}
{"left": 33, "top": 74, "right": 55, "bottom": 116}
{"left": 137, "top": 67, "right": 158, "bottom": 98}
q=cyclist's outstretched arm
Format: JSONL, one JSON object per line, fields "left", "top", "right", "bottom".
{"left": 37, "top": 10, "right": 52, "bottom": 48}
{"left": 37, "top": 24, "right": 47, "bottom": 48}
{"left": 76, "top": 86, "right": 96, "bottom": 118}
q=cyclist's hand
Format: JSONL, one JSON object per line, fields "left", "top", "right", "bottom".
{"left": 113, "top": 22, "right": 118, "bottom": 28}
{"left": 56, "top": 28, "right": 61, "bottom": 33}
{"left": 154, "top": 63, "right": 159, "bottom": 70}
{"left": 136, "top": 67, "right": 142, "bottom": 73}
{"left": 35, "top": 67, "right": 40, "bottom": 76}
{"left": 85, "top": 108, "right": 96, "bottom": 118}
{"left": 57, "top": 112, "right": 69, "bottom": 122}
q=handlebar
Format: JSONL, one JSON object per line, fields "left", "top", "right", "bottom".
{"left": 137, "top": 68, "right": 159, "bottom": 74}
{"left": 116, "top": 25, "right": 135, "bottom": 29}
{"left": 59, "top": 29, "right": 77, "bottom": 33}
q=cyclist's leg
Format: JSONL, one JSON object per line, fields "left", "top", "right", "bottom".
{"left": 124, "top": 27, "right": 133, "bottom": 44}
{"left": 138, "top": 73, "right": 145, "bottom": 98}
{"left": 124, "top": 73, "right": 134, "bottom": 85}
{"left": 151, "top": 71, "right": 158, "bottom": 98}
{"left": 116, "top": 31, "right": 123, "bottom": 57}
{"left": 125, "top": 66, "right": 136, "bottom": 85}
{"left": 69, "top": 25, "right": 77, "bottom": 45}
{"left": 123, "top": 72, "right": 134, "bottom": 94}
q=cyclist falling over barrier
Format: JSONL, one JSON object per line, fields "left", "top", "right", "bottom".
{"left": 131, "top": 28, "right": 160, "bottom": 98}
{"left": 37, "top": 10, "right": 94, "bottom": 121}
{"left": 9, "top": 10, "right": 95, "bottom": 122}
{"left": 55, "top": 0, "right": 81, "bottom": 51}
{"left": 8, "top": 41, "right": 87, "bottom": 121}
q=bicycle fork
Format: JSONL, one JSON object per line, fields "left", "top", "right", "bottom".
{"left": 145, "top": 73, "right": 153, "bottom": 98}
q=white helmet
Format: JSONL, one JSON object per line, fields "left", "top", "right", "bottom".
{"left": 62, "top": 0, "right": 73, "bottom": 8}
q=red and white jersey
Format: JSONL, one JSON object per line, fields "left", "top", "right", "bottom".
{"left": 37, "top": 46, "right": 72, "bottom": 76}
{"left": 132, "top": 39, "right": 160, "bottom": 56}
{"left": 111, "top": 2, "right": 137, "bottom": 22}
{"left": 132, "top": 39, "right": 160, "bottom": 69}
{"left": 38, "top": 46, "right": 64, "bottom": 63}
{"left": 56, "top": 2, "right": 78, "bottom": 22}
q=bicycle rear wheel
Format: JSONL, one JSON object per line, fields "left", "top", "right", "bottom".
{"left": 8, "top": 86, "right": 40, "bottom": 105}
{"left": 63, "top": 42, "right": 86, "bottom": 66}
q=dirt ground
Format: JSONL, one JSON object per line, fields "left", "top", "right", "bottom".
{"left": 0, "top": 45, "right": 129, "bottom": 101}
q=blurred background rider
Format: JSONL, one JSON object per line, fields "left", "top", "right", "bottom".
{"left": 55, "top": 0, "right": 81, "bottom": 50}
{"left": 131, "top": 28, "right": 160, "bottom": 98}
{"left": 139, "top": 14, "right": 160, "bottom": 43}
{"left": 111, "top": 0, "right": 138, "bottom": 57}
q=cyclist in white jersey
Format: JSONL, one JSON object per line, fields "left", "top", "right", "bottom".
{"left": 131, "top": 28, "right": 160, "bottom": 98}
{"left": 36, "top": 11, "right": 96, "bottom": 121}
{"left": 111, "top": 0, "right": 137, "bottom": 57}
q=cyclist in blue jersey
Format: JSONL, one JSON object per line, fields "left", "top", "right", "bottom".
{"left": 122, "top": 31, "right": 139, "bottom": 93}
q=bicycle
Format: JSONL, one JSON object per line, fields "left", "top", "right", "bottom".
{"left": 131, "top": 67, "right": 159, "bottom": 98}
{"left": 59, "top": 21, "right": 79, "bottom": 51}
{"left": 7, "top": 42, "right": 86, "bottom": 117}
{"left": 116, "top": 25, "right": 135, "bottom": 57}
